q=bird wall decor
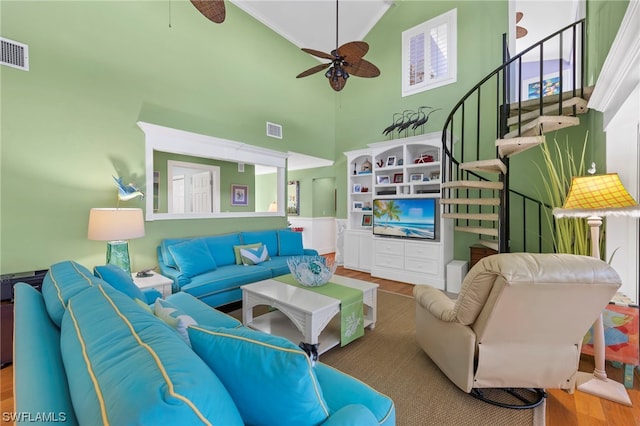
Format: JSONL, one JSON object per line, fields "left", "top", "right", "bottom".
{"left": 113, "top": 176, "right": 144, "bottom": 202}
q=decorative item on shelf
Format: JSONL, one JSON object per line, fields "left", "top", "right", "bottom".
{"left": 377, "top": 175, "right": 390, "bottom": 184}
{"left": 410, "top": 173, "right": 424, "bottom": 182}
{"left": 88, "top": 208, "right": 145, "bottom": 274}
{"left": 361, "top": 186, "right": 369, "bottom": 193}
{"left": 382, "top": 106, "right": 442, "bottom": 139}
{"left": 397, "top": 159, "right": 404, "bottom": 166}
{"left": 362, "top": 201, "right": 372, "bottom": 211}
{"left": 393, "top": 173, "right": 403, "bottom": 183}
{"left": 414, "top": 154, "right": 434, "bottom": 164}
{"left": 553, "top": 172, "right": 640, "bottom": 406}
{"left": 429, "top": 171, "right": 440, "bottom": 181}
{"left": 113, "top": 176, "right": 144, "bottom": 203}
{"left": 376, "top": 159, "right": 384, "bottom": 168}
{"left": 361, "top": 159, "right": 372, "bottom": 173}
{"left": 362, "top": 214, "right": 373, "bottom": 226}
{"left": 352, "top": 201, "right": 364, "bottom": 210}
{"left": 386, "top": 156, "right": 396, "bottom": 167}
{"left": 287, "top": 256, "right": 337, "bottom": 287}
{"left": 353, "top": 183, "right": 362, "bottom": 193}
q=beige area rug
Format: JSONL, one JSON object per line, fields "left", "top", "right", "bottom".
{"left": 231, "top": 290, "right": 544, "bottom": 426}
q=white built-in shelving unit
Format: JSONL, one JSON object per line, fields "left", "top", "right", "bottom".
{"left": 343, "top": 132, "right": 453, "bottom": 288}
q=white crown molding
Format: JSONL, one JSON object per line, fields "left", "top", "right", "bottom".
{"left": 588, "top": 0, "right": 640, "bottom": 129}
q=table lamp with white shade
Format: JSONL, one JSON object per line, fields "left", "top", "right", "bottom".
{"left": 553, "top": 173, "right": 640, "bottom": 406}
{"left": 88, "top": 208, "right": 145, "bottom": 274}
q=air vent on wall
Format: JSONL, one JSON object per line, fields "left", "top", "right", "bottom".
{"left": 266, "top": 122, "right": 283, "bottom": 139}
{"left": 1, "top": 37, "right": 29, "bottom": 71}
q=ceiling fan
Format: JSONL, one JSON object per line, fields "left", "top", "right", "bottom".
{"left": 516, "top": 11, "right": 528, "bottom": 39}
{"left": 296, "top": 0, "right": 381, "bottom": 91}
{"left": 191, "top": 0, "right": 226, "bottom": 24}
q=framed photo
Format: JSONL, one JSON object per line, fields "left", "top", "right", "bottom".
{"left": 377, "top": 175, "right": 390, "bottom": 184}
{"left": 386, "top": 156, "right": 396, "bottom": 167}
{"left": 353, "top": 183, "right": 362, "bottom": 193}
{"left": 429, "top": 171, "right": 441, "bottom": 181}
{"left": 353, "top": 201, "right": 364, "bottom": 211}
{"left": 362, "top": 214, "right": 373, "bottom": 227}
{"left": 231, "top": 184, "right": 249, "bottom": 206}
{"left": 410, "top": 173, "right": 424, "bottom": 182}
{"left": 393, "top": 173, "right": 403, "bottom": 183}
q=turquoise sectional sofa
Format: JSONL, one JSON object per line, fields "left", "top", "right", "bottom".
{"left": 14, "top": 260, "right": 396, "bottom": 425}
{"left": 158, "top": 228, "right": 319, "bottom": 307}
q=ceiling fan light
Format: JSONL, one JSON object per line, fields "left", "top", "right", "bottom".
{"left": 325, "top": 68, "right": 334, "bottom": 78}
{"left": 343, "top": 71, "right": 349, "bottom": 79}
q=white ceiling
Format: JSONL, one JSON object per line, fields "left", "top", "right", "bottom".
{"left": 232, "top": 0, "right": 393, "bottom": 54}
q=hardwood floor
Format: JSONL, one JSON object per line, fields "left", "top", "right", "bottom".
{"left": 1, "top": 265, "right": 639, "bottom": 425}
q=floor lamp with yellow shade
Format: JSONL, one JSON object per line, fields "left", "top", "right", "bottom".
{"left": 553, "top": 173, "right": 640, "bottom": 406}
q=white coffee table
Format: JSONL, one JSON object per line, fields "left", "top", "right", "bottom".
{"left": 241, "top": 275, "right": 378, "bottom": 357}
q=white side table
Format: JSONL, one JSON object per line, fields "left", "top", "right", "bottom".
{"left": 131, "top": 271, "right": 173, "bottom": 298}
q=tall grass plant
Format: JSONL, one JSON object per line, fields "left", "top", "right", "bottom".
{"left": 537, "top": 132, "right": 591, "bottom": 255}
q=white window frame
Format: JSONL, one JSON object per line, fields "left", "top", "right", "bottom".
{"left": 402, "top": 8, "right": 457, "bottom": 97}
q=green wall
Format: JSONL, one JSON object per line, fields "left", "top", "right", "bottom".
{"left": 0, "top": 0, "right": 630, "bottom": 273}
{"left": 0, "top": 0, "right": 335, "bottom": 273}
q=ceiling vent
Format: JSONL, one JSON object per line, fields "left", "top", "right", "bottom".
{"left": 266, "top": 122, "right": 283, "bottom": 139}
{"left": 1, "top": 37, "right": 29, "bottom": 71}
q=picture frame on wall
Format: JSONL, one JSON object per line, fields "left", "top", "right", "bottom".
{"left": 231, "top": 184, "right": 249, "bottom": 206}
{"left": 362, "top": 214, "right": 373, "bottom": 227}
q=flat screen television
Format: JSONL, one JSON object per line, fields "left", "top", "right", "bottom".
{"left": 373, "top": 198, "right": 437, "bottom": 240}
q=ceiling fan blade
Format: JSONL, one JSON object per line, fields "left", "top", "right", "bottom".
{"left": 191, "top": 0, "right": 226, "bottom": 24}
{"left": 516, "top": 26, "right": 528, "bottom": 39}
{"left": 296, "top": 63, "right": 331, "bottom": 78}
{"left": 337, "top": 41, "right": 369, "bottom": 61}
{"left": 345, "top": 59, "right": 380, "bottom": 78}
{"left": 302, "top": 48, "right": 335, "bottom": 61}
{"left": 329, "top": 77, "right": 347, "bottom": 92}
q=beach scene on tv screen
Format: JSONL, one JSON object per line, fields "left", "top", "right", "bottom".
{"left": 373, "top": 198, "right": 436, "bottom": 239}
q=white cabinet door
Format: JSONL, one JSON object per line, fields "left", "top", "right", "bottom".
{"left": 343, "top": 231, "right": 360, "bottom": 269}
{"left": 358, "top": 233, "right": 373, "bottom": 271}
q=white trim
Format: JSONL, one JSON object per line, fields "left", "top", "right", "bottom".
{"left": 587, "top": 0, "right": 640, "bottom": 129}
{"left": 137, "top": 121, "right": 287, "bottom": 221}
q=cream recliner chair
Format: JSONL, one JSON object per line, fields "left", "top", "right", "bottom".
{"left": 414, "top": 253, "right": 621, "bottom": 408}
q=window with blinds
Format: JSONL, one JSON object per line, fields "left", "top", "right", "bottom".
{"left": 402, "top": 9, "right": 457, "bottom": 97}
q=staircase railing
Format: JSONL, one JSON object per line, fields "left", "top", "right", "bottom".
{"left": 441, "top": 19, "right": 585, "bottom": 253}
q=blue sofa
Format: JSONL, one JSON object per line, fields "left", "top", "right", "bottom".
{"left": 158, "top": 228, "right": 318, "bottom": 307}
{"left": 14, "top": 260, "right": 395, "bottom": 425}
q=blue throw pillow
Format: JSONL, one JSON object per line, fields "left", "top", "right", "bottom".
{"left": 94, "top": 264, "right": 145, "bottom": 301}
{"left": 278, "top": 229, "right": 304, "bottom": 256}
{"left": 168, "top": 239, "right": 217, "bottom": 278}
{"left": 188, "top": 325, "right": 330, "bottom": 426}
